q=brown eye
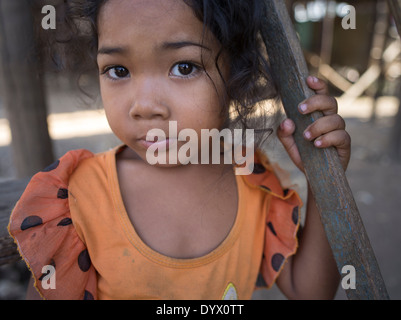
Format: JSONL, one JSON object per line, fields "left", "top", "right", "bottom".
{"left": 113, "top": 66, "right": 129, "bottom": 77}
{"left": 170, "top": 62, "right": 199, "bottom": 78}
{"left": 178, "top": 63, "right": 193, "bottom": 75}
{"left": 104, "top": 66, "right": 130, "bottom": 79}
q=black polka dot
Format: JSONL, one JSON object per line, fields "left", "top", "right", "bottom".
{"left": 292, "top": 206, "right": 299, "bottom": 225}
{"left": 78, "top": 249, "right": 91, "bottom": 272}
{"left": 252, "top": 163, "right": 266, "bottom": 174}
{"left": 39, "top": 259, "right": 56, "bottom": 280}
{"left": 42, "top": 160, "right": 60, "bottom": 172}
{"left": 283, "top": 189, "right": 289, "bottom": 197}
{"left": 21, "top": 216, "right": 43, "bottom": 231}
{"left": 267, "top": 221, "right": 277, "bottom": 236}
{"left": 271, "top": 253, "right": 285, "bottom": 272}
{"left": 49, "top": 259, "right": 56, "bottom": 268}
{"left": 259, "top": 185, "right": 271, "bottom": 192}
{"left": 57, "top": 188, "right": 68, "bottom": 199}
{"left": 57, "top": 218, "right": 72, "bottom": 226}
{"left": 83, "top": 290, "right": 94, "bottom": 300}
{"left": 255, "top": 273, "right": 268, "bottom": 287}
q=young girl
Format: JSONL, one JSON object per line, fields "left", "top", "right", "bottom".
{"left": 9, "top": 0, "right": 350, "bottom": 300}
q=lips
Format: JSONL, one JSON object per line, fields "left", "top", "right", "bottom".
{"left": 138, "top": 122, "right": 179, "bottom": 150}
{"left": 138, "top": 136, "right": 177, "bottom": 150}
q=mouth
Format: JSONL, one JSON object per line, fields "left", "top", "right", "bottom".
{"left": 138, "top": 135, "right": 177, "bottom": 150}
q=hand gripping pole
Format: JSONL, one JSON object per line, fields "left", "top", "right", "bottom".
{"left": 260, "top": 0, "right": 389, "bottom": 300}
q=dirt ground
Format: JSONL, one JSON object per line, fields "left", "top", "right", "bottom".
{"left": 0, "top": 77, "right": 400, "bottom": 300}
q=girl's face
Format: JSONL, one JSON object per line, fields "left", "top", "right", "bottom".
{"left": 97, "top": 0, "right": 229, "bottom": 165}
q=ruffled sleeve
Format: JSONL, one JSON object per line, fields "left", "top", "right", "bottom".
{"left": 8, "top": 149, "right": 97, "bottom": 300}
{"left": 244, "top": 150, "right": 303, "bottom": 288}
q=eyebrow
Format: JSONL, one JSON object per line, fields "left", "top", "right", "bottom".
{"left": 97, "top": 41, "right": 210, "bottom": 56}
{"left": 97, "top": 46, "right": 128, "bottom": 56}
{"left": 160, "top": 41, "right": 211, "bottom": 51}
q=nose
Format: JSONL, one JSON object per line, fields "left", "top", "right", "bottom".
{"left": 129, "top": 77, "right": 170, "bottom": 120}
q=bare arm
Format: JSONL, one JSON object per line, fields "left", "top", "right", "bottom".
{"left": 276, "top": 185, "right": 340, "bottom": 299}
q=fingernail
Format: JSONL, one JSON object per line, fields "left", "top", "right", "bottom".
{"left": 312, "top": 76, "right": 319, "bottom": 83}
{"left": 299, "top": 103, "right": 307, "bottom": 113}
{"left": 315, "top": 140, "right": 322, "bottom": 147}
{"left": 304, "top": 131, "right": 311, "bottom": 139}
{"left": 283, "top": 119, "right": 291, "bottom": 129}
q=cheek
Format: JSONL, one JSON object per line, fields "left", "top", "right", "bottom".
{"left": 192, "top": 76, "right": 228, "bottom": 115}
{"left": 100, "top": 81, "right": 116, "bottom": 106}
{"left": 101, "top": 88, "right": 128, "bottom": 134}
{"left": 184, "top": 93, "right": 223, "bottom": 129}
{"left": 103, "top": 108, "right": 122, "bottom": 139}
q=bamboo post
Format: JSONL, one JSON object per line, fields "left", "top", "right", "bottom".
{"left": 261, "top": 0, "right": 389, "bottom": 300}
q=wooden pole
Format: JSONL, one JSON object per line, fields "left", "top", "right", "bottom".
{"left": 318, "top": 1, "right": 335, "bottom": 79}
{"left": 0, "top": 0, "right": 54, "bottom": 178}
{"left": 369, "top": 0, "right": 389, "bottom": 123}
{"left": 390, "top": 82, "right": 401, "bottom": 160}
{"left": 387, "top": 0, "right": 401, "bottom": 34}
{"left": 387, "top": 0, "right": 401, "bottom": 160}
{"left": 261, "top": 0, "right": 389, "bottom": 300}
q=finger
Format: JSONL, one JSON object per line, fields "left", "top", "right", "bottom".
{"left": 277, "top": 119, "right": 304, "bottom": 171}
{"left": 303, "top": 114, "right": 346, "bottom": 142}
{"left": 313, "top": 129, "right": 351, "bottom": 151}
{"left": 306, "top": 76, "right": 329, "bottom": 95}
{"left": 278, "top": 118, "right": 295, "bottom": 136}
{"left": 314, "top": 130, "right": 351, "bottom": 170}
{"left": 298, "top": 94, "right": 338, "bottom": 116}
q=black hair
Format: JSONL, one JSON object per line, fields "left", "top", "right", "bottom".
{"left": 48, "top": 0, "right": 281, "bottom": 147}
{"left": 181, "top": 0, "right": 279, "bottom": 144}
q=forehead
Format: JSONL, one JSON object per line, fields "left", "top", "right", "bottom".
{"left": 97, "top": 0, "right": 212, "bottom": 47}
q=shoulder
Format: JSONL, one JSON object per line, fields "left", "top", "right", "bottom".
{"left": 7, "top": 148, "right": 112, "bottom": 300}
{"left": 240, "top": 150, "right": 303, "bottom": 288}
{"left": 239, "top": 149, "right": 292, "bottom": 197}
{"left": 68, "top": 148, "right": 112, "bottom": 189}
{"left": 8, "top": 148, "right": 96, "bottom": 230}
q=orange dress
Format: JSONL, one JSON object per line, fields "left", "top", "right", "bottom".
{"left": 8, "top": 145, "right": 302, "bottom": 300}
